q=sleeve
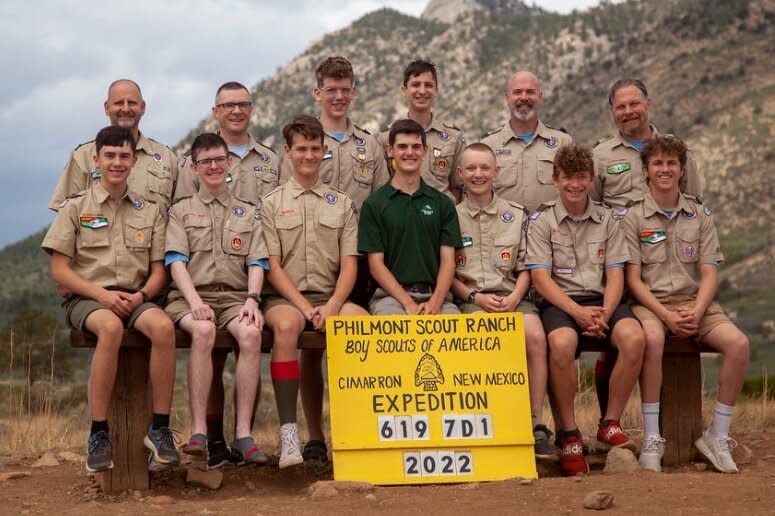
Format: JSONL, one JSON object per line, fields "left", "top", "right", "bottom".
{"left": 357, "top": 198, "right": 384, "bottom": 254}
{"left": 604, "top": 215, "right": 630, "bottom": 267}
{"left": 164, "top": 251, "right": 189, "bottom": 266}
{"left": 166, "top": 147, "right": 180, "bottom": 198}
{"left": 371, "top": 136, "right": 390, "bottom": 192}
{"left": 621, "top": 209, "right": 641, "bottom": 265}
{"left": 173, "top": 158, "right": 198, "bottom": 201}
{"left": 439, "top": 196, "right": 463, "bottom": 248}
{"left": 247, "top": 217, "right": 269, "bottom": 263}
{"left": 680, "top": 150, "right": 703, "bottom": 197}
{"left": 48, "top": 150, "right": 89, "bottom": 211}
{"left": 699, "top": 207, "right": 724, "bottom": 264}
{"left": 525, "top": 214, "right": 552, "bottom": 268}
{"left": 149, "top": 205, "right": 167, "bottom": 262}
{"left": 164, "top": 204, "right": 189, "bottom": 256}
{"left": 339, "top": 198, "right": 359, "bottom": 256}
{"left": 589, "top": 151, "right": 605, "bottom": 202}
{"left": 41, "top": 201, "right": 79, "bottom": 257}
{"left": 261, "top": 195, "right": 282, "bottom": 256}
{"left": 515, "top": 211, "right": 528, "bottom": 272}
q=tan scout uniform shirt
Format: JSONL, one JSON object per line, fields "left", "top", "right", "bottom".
{"left": 279, "top": 120, "right": 388, "bottom": 214}
{"left": 378, "top": 116, "right": 465, "bottom": 202}
{"left": 174, "top": 133, "right": 280, "bottom": 203}
{"left": 622, "top": 193, "right": 723, "bottom": 301}
{"left": 455, "top": 195, "right": 528, "bottom": 295}
{"left": 262, "top": 177, "right": 358, "bottom": 296}
{"left": 165, "top": 189, "right": 267, "bottom": 295}
{"left": 591, "top": 125, "right": 702, "bottom": 207}
{"left": 42, "top": 182, "right": 164, "bottom": 290}
{"left": 49, "top": 133, "right": 178, "bottom": 212}
{"left": 526, "top": 198, "right": 629, "bottom": 297}
{"left": 480, "top": 120, "right": 573, "bottom": 212}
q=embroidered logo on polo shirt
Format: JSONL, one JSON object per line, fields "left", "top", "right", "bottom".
{"left": 420, "top": 204, "right": 434, "bottom": 216}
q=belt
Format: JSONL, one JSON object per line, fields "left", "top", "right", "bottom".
{"left": 403, "top": 283, "right": 433, "bottom": 295}
{"left": 198, "top": 284, "right": 236, "bottom": 292}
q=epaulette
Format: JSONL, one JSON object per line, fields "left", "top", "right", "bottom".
{"left": 542, "top": 122, "right": 568, "bottom": 135}
{"left": 683, "top": 194, "right": 703, "bottom": 204}
{"left": 536, "top": 201, "right": 555, "bottom": 211}
{"left": 147, "top": 137, "right": 172, "bottom": 150}
{"left": 442, "top": 122, "right": 461, "bottom": 131}
{"left": 624, "top": 199, "right": 639, "bottom": 208}
{"left": 593, "top": 136, "right": 614, "bottom": 148}
{"left": 481, "top": 124, "right": 506, "bottom": 139}
{"left": 506, "top": 199, "right": 528, "bottom": 213}
{"left": 353, "top": 122, "right": 372, "bottom": 136}
{"left": 170, "top": 195, "right": 193, "bottom": 207}
{"left": 73, "top": 139, "right": 94, "bottom": 151}
{"left": 254, "top": 138, "right": 276, "bottom": 154}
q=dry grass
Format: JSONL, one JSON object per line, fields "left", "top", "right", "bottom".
{"left": 2, "top": 351, "right": 774, "bottom": 454}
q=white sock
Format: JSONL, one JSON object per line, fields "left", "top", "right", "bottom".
{"left": 641, "top": 402, "right": 661, "bottom": 438}
{"left": 709, "top": 401, "right": 735, "bottom": 437}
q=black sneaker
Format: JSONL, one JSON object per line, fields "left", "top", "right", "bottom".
{"left": 302, "top": 439, "right": 329, "bottom": 463}
{"left": 86, "top": 430, "right": 113, "bottom": 474}
{"left": 143, "top": 426, "right": 181, "bottom": 465}
{"left": 533, "top": 424, "right": 559, "bottom": 462}
{"left": 207, "top": 440, "right": 242, "bottom": 470}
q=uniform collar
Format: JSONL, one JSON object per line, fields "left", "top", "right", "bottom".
{"left": 287, "top": 176, "right": 326, "bottom": 198}
{"left": 463, "top": 194, "right": 498, "bottom": 217}
{"left": 322, "top": 118, "right": 356, "bottom": 141}
{"left": 554, "top": 196, "right": 605, "bottom": 224}
{"left": 135, "top": 131, "right": 153, "bottom": 154}
{"left": 643, "top": 192, "right": 695, "bottom": 218}
{"left": 612, "top": 124, "right": 659, "bottom": 150}
{"left": 497, "top": 119, "right": 549, "bottom": 146}
{"left": 93, "top": 181, "right": 139, "bottom": 205}
{"left": 197, "top": 186, "right": 231, "bottom": 205}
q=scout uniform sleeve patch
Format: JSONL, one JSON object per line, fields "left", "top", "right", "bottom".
{"left": 438, "top": 130, "right": 450, "bottom": 142}
{"left": 500, "top": 210, "right": 515, "bottom": 223}
{"left": 606, "top": 162, "right": 631, "bottom": 175}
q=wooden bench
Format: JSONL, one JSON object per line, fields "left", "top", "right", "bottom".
{"left": 71, "top": 330, "right": 710, "bottom": 492}
{"left": 70, "top": 328, "right": 325, "bottom": 493}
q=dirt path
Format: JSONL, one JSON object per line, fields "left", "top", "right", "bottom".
{"left": 2, "top": 432, "right": 774, "bottom": 515}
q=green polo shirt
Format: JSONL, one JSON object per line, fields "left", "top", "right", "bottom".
{"left": 358, "top": 179, "right": 462, "bottom": 285}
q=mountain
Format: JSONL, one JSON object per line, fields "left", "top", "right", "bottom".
{"left": 2, "top": 0, "right": 773, "bottom": 366}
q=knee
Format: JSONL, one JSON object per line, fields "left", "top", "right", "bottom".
{"left": 727, "top": 334, "right": 750, "bottom": 365}
{"left": 548, "top": 338, "right": 576, "bottom": 369}
{"left": 96, "top": 315, "right": 124, "bottom": 351}
{"left": 191, "top": 321, "right": 216, "bottom": 353}
{"left": 643, "top": 336, "right": 664, "bottom": 364}
{"left": 150, "top": 315, "right": 175, "bottom": 344}
{"left": 525, "top": 327, "right": 548, "bottom": 359}
{"left": 617, "top": 329, "right": 645, "bottom": 364}
{"left": 237, "top": 326, "right": 262, "bottom": 355}
{"left": 273, "top": 318, "right": 302, "bottom": 342}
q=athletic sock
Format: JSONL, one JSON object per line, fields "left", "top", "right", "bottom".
{"left": 90, "top": 420, "right": 109, "bottom": 436}
{"left": 271, "top": 360, "right": 300, "bottom": 425}
{"left": 641, "top": 402, "right": 661, "bottom": 438}
{"left": 709, "top": 401, "right": 735, "bottom": 437}
{"left": 151, "top": 413, "right": 169, "bottom": 430}
{"left": 207, "top": 413, "right": 225, "bottom": 443}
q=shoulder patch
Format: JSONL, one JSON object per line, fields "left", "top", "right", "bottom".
{"left": 542, "top": 122, "right": 568, "bottom": 135}
{"left": 255, "top": 139, "right": 276, "bottom": 154}
{"left": 506, "top": 200, "right": 527, "bottom": 212}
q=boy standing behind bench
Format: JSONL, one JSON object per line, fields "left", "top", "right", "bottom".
{"left": 42, "top": 126, "right": 179, "bottom": 474}
{"left": 262, "top": 115, "right": 367, "bottom": 468}
{"left": 164, "top": 133, "right": 269, "bottom": 468}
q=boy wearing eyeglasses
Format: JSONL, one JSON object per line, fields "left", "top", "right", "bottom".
{"left": 165, "top": 132, "right": 270, "bottom": 468}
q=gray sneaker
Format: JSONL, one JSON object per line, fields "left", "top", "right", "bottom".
{"left": 143, "top": 426, "right": 181, "bottom": 465}
{"left": 85, "top": 430, "right": 113, "bottom": 474}
{"left": 534, "top": 424, "right": 559, "bottom": 462}
{"left": 695, "top": 430, "right": 739, "bottom": 473}
{"left": 231, "top": 436, "right": 269, "bottom": 465}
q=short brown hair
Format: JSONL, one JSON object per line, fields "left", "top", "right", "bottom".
{"left": 282, "top": 115, "right": 325, "bottom": 146}
{"left": 608, "top": 77, "right": 649, "bottom": 108}
{"left": 388, "top": 119, "right": 426, "bottom": 146}
{"left": 190, "top": 132, "right": 228, "bottom": 162}
{"left": 553, "top": 145, "right": 594, "bottom": 179}
{"left": 315, "top": 56, "right": 354, "bottom": 87}
{"left": 640, "top": 134, "right": 688, "bottom": 169}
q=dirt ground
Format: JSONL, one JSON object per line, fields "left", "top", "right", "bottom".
{"left": 2, "top": 431, "right": 774, "bottom": 515}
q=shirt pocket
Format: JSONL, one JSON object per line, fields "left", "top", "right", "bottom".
{"left": 350, "top": 150, "right": 376, "bottom": 189}
{"left": 587, "top": 239, "right": 606, "bottom": 265}
{"left": 494, "top": 153, "right": 517, "bottom": 189}
{"left": 603, "top": 160, "right": 634, "bottom": 196}
{"left": 147, "top": 165, "right": 173, "bottom": 199}
{"left": 124, "top": 219, "right": 153, "bottom": 251}
{"left": 274, "top": 214, "right": 303, "bottom": 256}
{"left": 676, "top": 223, "right": 701, "bottom": 263}
{"left": 550, "top": 233, "right": 576, "bottom": 268}
{"left": 492, "top": 233, "right": 518, "bottom": 272}
{"left": 222, "top": 215, "right": 254, "bottom": 257}
{"left": 79, "top": 226, "right": 110, "bottom": 248}
{"left": 184, "top": 217, "right": 212, "bottom": 252}
{"left": 535, "top": 153, "right": 555, "bottom": 185}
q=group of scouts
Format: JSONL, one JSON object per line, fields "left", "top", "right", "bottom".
{"left": 41, "top": 56, "right": 750, "bottom": 478}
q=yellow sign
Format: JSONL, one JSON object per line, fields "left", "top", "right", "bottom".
{"left": 326, "top": 312, "right": 536, "bottom": 484}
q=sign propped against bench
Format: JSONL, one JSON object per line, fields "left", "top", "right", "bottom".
{"left": 326, "top": 313, "right": 536, "bottom": 484}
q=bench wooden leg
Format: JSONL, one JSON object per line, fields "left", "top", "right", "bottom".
{"left": 660, "top": 352, "right": 703, "bottom": 465}
{"left": 97, "top": 347, "right": 150, "bottom": 493}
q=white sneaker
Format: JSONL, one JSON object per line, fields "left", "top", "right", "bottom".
{"left": 639, "top": 435, "right": 666, "bottom": 472}
{"left": 279, "top": 423, "right": 303, "bottom": 469}
{"left": 695, "top": 430, "right": 739, "bottom": 473}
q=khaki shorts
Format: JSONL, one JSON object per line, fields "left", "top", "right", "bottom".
{"left": 631, "top": 300, "right": 730, "bottom": 340}
{"left": 165, "top": 290, "right": 248, "bottom": 330}
{"left": 263, "top": 292, "right": 332, "bottom": 314}
{"left": 369, "top": 288, "right": 460, "bottom": 315}
{"left": 458, "top": 299, "right": 538, "bottom": 316}
{"left": 64, "top": 295, "right": 159, "bottom": 331}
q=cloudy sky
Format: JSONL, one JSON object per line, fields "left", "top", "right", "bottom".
{"left": 0, "top": 0, "right": 603, "bottom": 248}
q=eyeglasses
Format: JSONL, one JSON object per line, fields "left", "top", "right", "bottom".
{"left": 320, "top": 87, "right": 353, "bottom": 98}
{"left": 194, "top": 156, "right": 229, "bottom": 167}
{"left": 215, "top": 101, "right": 252, "bottom": 111}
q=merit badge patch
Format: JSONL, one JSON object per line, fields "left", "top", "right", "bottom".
{"left": 132, "top": 198, "right": 145, "bottom": 210}
{"left": 354, "top": 136, "right": 365, "bottom": 146}
{"left": 439, "top": 130, "right": 450, "bottom": 142}
{"left": 500, "top": 250, "right": 512, "bottom": 261}
{"left": 545, "top": 137, "right": 557, "bottom": 149}
{"left": 500, "top": 210, "right": 514, "bottom": 223}
{"left": 639, "top": 229, "right": 667, "bottom": 244}
{"left": 232, "top": 237, "right": 243, "bottom": 250}
{"left": 153, "top": 153, "right": 162, "bottom": 163}
{"left": 233, "top": 206, "right": 246, "bottom": 217}
{"left": 436, "top": 158, "right": 447, "bottom": 170}
{"left": 324, "top": 192, "right": 338, "bottom": 205}
{"left": 455, "top": 254, "right": 466, "bottom": 268}
{"left": 606, "top": 162, "right": 631, "bottom": 175}
{"left": 683, "top": 243, "right": 697, "bottom": 260}
{"left": 462, "top": 236, "right": 473, "bottom": 247}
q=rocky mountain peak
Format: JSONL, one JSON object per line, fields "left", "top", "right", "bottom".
{"left": 421, "top": 0, "right": 535, "bottom": 23}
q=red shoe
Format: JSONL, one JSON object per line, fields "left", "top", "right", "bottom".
{"left": 560, "top": 431, "right": 589, "bottom": 476}
{"left": 597, "top": 420, "right": 636, "bottom": 451}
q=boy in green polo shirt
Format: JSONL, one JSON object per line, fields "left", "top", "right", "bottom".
{"left": 358, "top": 119, "right": 463, "bottom": 315}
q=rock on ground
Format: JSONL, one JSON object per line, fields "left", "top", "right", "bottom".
{"left": 58, "top": 451, "right": 85, "bottom": 464}
{"left": 0, "top": 471, "right": 31, "bottom": 481}
{"left": 186, "top": 468, "right": 223, "bottom": 490}
{"left": 733, "top": 444, "right": 756, "bottom": 466}
{"left": 603, "top": 448, "right": 639, "bottom": 474}
{"left": 32, "top": 452, "right": 59, "bottom": 468}
{"left": 583, "top": 490, "right": 615, "bottom": 510}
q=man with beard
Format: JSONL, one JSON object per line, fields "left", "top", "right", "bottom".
{"left": 480, "top": 71, "right": 572, "bottom": 213}
{"left": 49, "top": 79, "right": 178, "bottom": 213}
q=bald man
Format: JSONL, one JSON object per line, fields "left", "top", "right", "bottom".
{"left": 49, "top": 79, "right": 178, "bottom": 213}
{"left": 480, "top": 71, "right": 572, "bottom": 213}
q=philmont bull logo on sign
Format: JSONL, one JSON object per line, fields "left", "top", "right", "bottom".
{"left": 326, "top": 313, "right": 536, "bottom": 485}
